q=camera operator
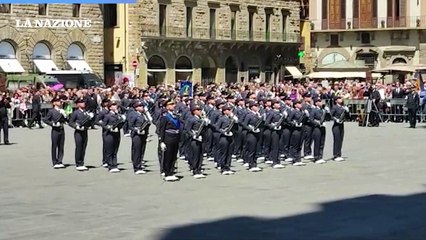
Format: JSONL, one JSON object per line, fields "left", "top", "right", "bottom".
{"left": 0, "top": 92, "right": 11, "bottom": 144}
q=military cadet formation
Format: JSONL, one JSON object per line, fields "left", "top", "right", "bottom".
{"left": 40, "top": 88, "right": 350, "bottom": 182}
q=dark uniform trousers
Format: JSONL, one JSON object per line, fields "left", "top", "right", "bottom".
{"left": 163, "top": 132, "right": 180, "bottom": 177}
{"left": 232, "top": 125, "right": 243, "bottom": 157}
{"left": 269, "top": 129, "right": 281, "bottom": 164}
{"left": 245, "top": 132, "right": 260, "bottom": 168}
{"left": 289, "top": 127, "right": 303, "bottom": 162}
{"left": 101, "top": 130, "right": 108, "bottom": 165}
{"left": 212, "top": 132, "right": 221, "bottom": 163}
{"left": 105, "top": 132, "right": 120, "bottom": 169}
{"left": 0, "top": 118, "right": 9, "bottom": 143}
{"left": 131, "top": 134, "right": 147, "bottom": 171}
{"left": 51, "top": 127, "right": 65, "bottom": 165}
{"left": 408, "top": 108, "right": 417, "bottom": 127}
{"left": 262, "top": 129, "right": 272, "bottom": 159}
{"left": 279, "top": 126, "right": 291, "bottom": 157}
{"left": 74, "top": 130, "right": 88, "bottom": 167}
{"left": 302, "top": 124, "right": 313, "bottom": 156}
{"left": 332, "top": 123, "right": 344, "bottom": 158}
{"left": 217, "top": 136, "right": 233, "bottom": 171}
{"left": 189, "top": 139, "right": 203, "bottom": 174}
{"left": 204, "top": 127, "right": 214, "bottom": 157}
{"left": 312, "top": 126, "right": 326, "bottom": 160}
{"left": 157, "top": 139, "right": 164, "bottom": 173}
{"left": 240, "top": 129, "right": 248, "bottom": 162}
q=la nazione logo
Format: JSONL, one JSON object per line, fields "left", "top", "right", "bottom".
{"left": 15, "top": 18, "right": 92, "bottom": 28}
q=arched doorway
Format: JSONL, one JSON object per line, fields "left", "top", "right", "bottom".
{"left": 0, "top": 41, "right": 24, "bottom": 73}
{"left": 66, "top": 43, "right": 92, "bottom": 71}
{"left": 175, "top": 56, "right": 192, "bottom": 82}
{"left": 33, "top": 42, "right": 58, "bottom": 73}
{"left": 147, "top": 55, "right": 166, "bottom": 86}
{"left": 392, "top": 58, "right": 407, "bottom": 64}
{"left": 201, "top": 56, "right": 216, "bottom": 86}
{"left": 225, "top": 56, "right": 238, "bottom": 84}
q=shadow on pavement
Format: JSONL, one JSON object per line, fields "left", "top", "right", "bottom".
{"left": 157, "top": 193, "right": 426, "bottom": 240}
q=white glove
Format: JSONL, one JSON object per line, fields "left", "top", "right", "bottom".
{"left": 53, "top": 122, "right": 61, "bottom": 127}
{"left": 137, "top": 129, "right": 145, "bottom": 135}
{"left": 160, "top": 142, "right": 167, "bottom": 151}
{"left": 204, "top": 118, "right": 211, "bottom": 125}
{"left": 343, "top": 106, "right": 349, "bottom": 112}
{"left": 248, "top": 125, "right": 255, "bottom": 131}
{"left": 253, "top": 128, "right": 260, "bottom": 133}
{"left": 283, "top": 111, "right": 288, "bottom": 118}
{"left": 295, "top": 123, "right": 303, "bottom": 127}
{"left": 59, "top": 109, "right": 66, "bottom": 117}
{"left": 88, "top": 112, "right": 95, "bottom": 119}
{"left": 111, "top": 127, "right": 119, "bottom": 133}
{"left": 274, "top": 126, "right": 282, "bottom": 131}
{"left": 121, "top": 115, "right": 126, "bottom": 121}
{"left": 324, "top": 106, "right": 330, "bottom": 112}
{"left": 321, "top": 122, "right": 326, "bottom": 127}
{"left": 76, "top": 125, "right": 85, "bottom": 131}
{"left": 304, "top": 110, "right": 310, "bottom": 117}
{"left": 225, "top": 132, "right": 233, "bottom": 137}
{"left": 193, "top": 135, "right": 202, "bottom": 141}
{"left": 232, "top": 115, "right": 239, "bottom": 122}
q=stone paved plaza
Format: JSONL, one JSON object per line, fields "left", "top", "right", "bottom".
{"left": 1, "top": 123, "right": 426, "bottom": 240}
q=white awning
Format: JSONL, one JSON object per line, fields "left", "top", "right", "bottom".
{"left": 147, "top": 69, "right": 167, "bottom": 72}
{"left": 307, "top": 71, "right": 366, "bottom": 79}
{"left": 0, "top": 59, "right": 25, "bottom": 73}
{"left": 175, "top": 69, "right": 193, "bottom": 73}
{"left": 67, "top": 60, "right": 92, "bottom": 71}
{"left": 33, "top": 59, "right": 59, "bottom": 73}
{"left": 285, "top": 66, "right": 303, "bottom": 79}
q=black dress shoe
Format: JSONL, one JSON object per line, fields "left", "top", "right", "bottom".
{"left": 4, "top": 141, "right": 10, "bottom": 145}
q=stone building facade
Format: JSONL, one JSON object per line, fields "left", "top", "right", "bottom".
{"left": 0, "top": 4, "right": 104, "bottom": 78}
{"left": 120, "top": 0, "right": 301, "bottom": 86}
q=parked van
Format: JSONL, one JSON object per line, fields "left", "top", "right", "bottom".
{"left": 5, "top": 74, "right": 63, "bottom": 91}
{"left": 46, "top": 70, "right": 106, "bottom": 89}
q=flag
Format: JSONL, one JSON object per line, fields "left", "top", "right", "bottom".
{"left": 179, "top": 81, "right": 193, "bottom": 97}
{"left": 414, "top": 70, "right": 425, "bottom": 92}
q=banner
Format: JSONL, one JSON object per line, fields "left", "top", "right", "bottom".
{"left": 179, "top": 81, "right": 193, "bottom": 97}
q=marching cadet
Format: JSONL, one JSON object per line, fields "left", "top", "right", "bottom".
{"left": 240, "top": 99, "right": 252, "bottom": 165}
{"left": 185, "top": 104, "right": 209, "bottom": 179}
{"left": 330, "top": 97, "right": 348, "bottom": 162}
{"left": 69, "top": 98, "right": 94, "bottom": 171}
{"left": 242, "top": 102, "right": 263, "bottom": 172}
{"left": 210, "top": 99, "right": 226, "bottom": 166}
{"left": 301, "top": 92, "right": 314, "bottom": 161}
{"left": 260, "top": 99, "right": 272, "bottom": 163}
{"left": 310, "top": 99, "right": 327, "bottom": 164}
{"left": 232, "top": 98, "right": 246, "bottom": 162}
{"left": 158, "top": 99, "right": 181, "bottom": 182}
{"left": 280, "top": 96, "right": 293, "bottom": 162}
{"left": 96, "top": 99, "right": 111, "bottom": 167}
{"left": 43, "top": 97, "right": 67, "bottom": 169}
{"left": 215, "top": 104, "right": 238, "bottom": 175}
{"left": 128, "top": 101, "right": 151, "bottom": 175}
{"left": 264, "top": 100, "right": 285, "bottom": 169}
{"left": 288, "top": 100, "right": 306, "bottom": 166}
{"left": 102, "top": 102, "right": 126, "bottom": 173}
{"left": 204, "top": 96, "right": 216, "bottom": 161}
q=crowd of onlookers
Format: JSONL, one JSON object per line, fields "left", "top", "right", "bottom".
{"left": 0, "top": 78, "right": 423, "bottom": 128}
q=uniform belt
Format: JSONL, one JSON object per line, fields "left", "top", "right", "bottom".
{"left": 165, "top": 129, "right": 179, "bottom": 134}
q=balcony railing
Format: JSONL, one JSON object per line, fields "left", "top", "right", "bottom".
{"left": 141, "top": 24, "right": 300, "bottom": 43}
{"left": 312, "top": 16, "right": 426, "bottom": 31}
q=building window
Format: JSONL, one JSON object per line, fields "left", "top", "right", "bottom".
{"left": 330, "top": 34, "right": 339, "bottom": 46}
{"left": 38, "top": 4, "right": 47, "bottom": 15}
{"left": 104, "top": 4, "right": 117, "bottom": 27}
{"left": 186, "top": 7, "right": 193, "bottom": 38}
{"left": 248, "top": 11, "right": 254, "bottom": 41}
{"left": 209, "top": 8, "right": 216, "bottom": 39}
{"left": 0, "top": 41, "right": 16, "bottom": 59}
{"left": 282, "top": 11, "right": 288, "bottom": 41}
{"left": 72, "top": 4, "right": 81, "bottom": 17}
{"left": 231, "top": 10, "right": 237, "bottom": 40}
{"left": 265, "top": 11, "right": 271, "bottom": 41}
{"left": 159, "top": 4, "right": 167, "bottom": 36}
{"left": 361, "top": 32, "right": 371, "bottom": 44}
{"left": 0, "top": 4, "right": 11, "bottom": 13}
{"left": 322, "top": 0, "right": 328, "bottom": 29}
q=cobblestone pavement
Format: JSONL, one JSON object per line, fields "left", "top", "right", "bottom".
{"left": 1, "top": 123, "right": 426, "bottom": 240}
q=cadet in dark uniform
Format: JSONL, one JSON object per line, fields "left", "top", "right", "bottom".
{"left": 215, "top": 105, "right": 238, "bottom": 175}
{"left": 0, "top": 93, "right": 11, "bottom": 145}
{"left": 42, "top": 97, "right": 67, "bottom": 169}
{"left": 158, "top": 99, "right": 181, "bottom": 182}
{"left": 265, "top": 100, "right": 285, "bottom": 169}
{"left": 232, "top": 98, "right": 246, "bottom": 161}
{"left": 311, "top": 99, "right": 327, "bottom": 164}
{"left": 261, "top": 99, "right": 272, "bottom": 163}
{"left": 101, "top": 102, "right": 125, "bottom": 173}
{"left": 301, "top": 93, "right": 314, "bottom": 160}
{"left": 405, "top": 84, "right": 420, "bottom": 128}
{"left": 330, "top": 97, "right": 348, "bottom": 162}
{"left": 96, "top": 99, "right": 111, "bottom": 167}
{"left": 288, "top": 100, "right": 306, "bottom": 166}
{"left": 185, "top": 105, "right": 209, "bottom": 179}
{"left": 204, "top": 96, "right": 216, "bottom": 161}
{"left": 242, "top": 102, "right": 263, "bottom": 172}
{"left": 280, "top": 96, "right": 293, "bottom": 162}
{"left": 128, "top": 101, "right": 151, "bottom": 174}
{"left": 28, "top": 91, "right": 44, "bottom": 129}
{"left": 210, "top": 99, "right": 226, "bottom": 166}
{"left": 69, "top": 98, "right": 93, "bottom": 171}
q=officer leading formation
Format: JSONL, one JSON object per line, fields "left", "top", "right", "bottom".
{"left": 39, "top": 87, "right": 349, "bottom": 182}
